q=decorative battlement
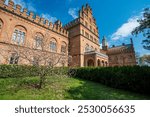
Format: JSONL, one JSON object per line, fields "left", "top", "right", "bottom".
{"left": 0, "top": 0, "right": 68, "bottom": 37}
{"left": 63, "top": 18, "right": 80, "bottom": 29}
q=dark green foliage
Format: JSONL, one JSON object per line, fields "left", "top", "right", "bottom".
{"left": 0, "top": 65, "right": 69, "bottom": 79}
{"left": 0, "top": 65, "right": 38, "bottom": 78}
{"left": 72, "top": 66, "right": 150, "bottom": 94}
{"left": 132, "top": 8, "right": 150, "bottom": 50}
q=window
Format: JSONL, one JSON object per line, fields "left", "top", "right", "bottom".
{"left": 61, "top": 42, "right": 67, "bottom": 53}
{"left": 12, "top": 29, "right": 25, "bottom": 44}
{"left": 9, "top": 53, "right": 19, "bottom": 64}
{"left": 12, "top": 25, "right": 26, "bottom": 45}
{"left": 90, "top": 26, "right": 92, "bottom": 31}
{"left": 82, "top": 29, "right": 84, "bottom": 35}
{"left": 34, "top": 33, "right": 44, "bottom": 49}
{"left": 94, "top": 29, "right": 96, "bottom": 33}
{"left": 50, "top": 38, "right": 57, "bottom": 52}
{"left": 85, "top": 44, "right": 90, "bottom": 52}
{"left": 90, "top": 35, "right": 93, "bottom": 41}
{"left": 89, "top": 18, "right": 92, "bottom": 23}
{"left": 85, "top": 32, "right": 89, "bottom": 39}
{"left": 85, "top": 21, "right": 88, "bottom": 27}
{"left": 0, "top": 20, "right": 3, "bottom": 29}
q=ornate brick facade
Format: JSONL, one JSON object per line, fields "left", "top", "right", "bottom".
{"left": 0, "top": 0, "right": 136, "bottom": 67}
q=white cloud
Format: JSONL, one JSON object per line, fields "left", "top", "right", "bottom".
{"left": 41, "top": 14, "right": 57, "bottom": 23}
{"left": 111, "top": 16, "right": 141, "bottom": 40}
{"left": 5, "top": 0, "right": 58, "bottom": 23}
{"left": 26, "top": 3, "right": 36, "bottom": 12}
{"left": 5, "top": 0, "right": 36, "bottom": 12}
{"left": 68, "top": 8, "right": 78, "bottom": 19}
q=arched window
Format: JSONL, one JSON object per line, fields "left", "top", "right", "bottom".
{"left": 61, "top": 41, "right": 67, "bottom": 53}
{"left": 9, "top": 53, "right": 19, "bottom": 64}
{"left": 85, "top": 44, "right": 89, "bottom": 52}
{"left": 35, "top": 32, "right": 44, "bottom": 49}
{"left": 97, "top": 59, "right": 101, "bottom": 66}
{"left": 50, "top": 38, "right": 57, "bottom": 52}
{"left": 0, "top": 19, "right": 3, "bottom": 30}
{"left": 12, "top": 25, "right": 26, "bottom": 45}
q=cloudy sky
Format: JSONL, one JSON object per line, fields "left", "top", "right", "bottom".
{"left": 5, "top": 0, "right": 150, "bottom": 56}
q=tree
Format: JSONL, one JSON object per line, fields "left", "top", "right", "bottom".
{"left": 139, "top": 54, "right": 150, "bottom": 66}
{"left": 132, "top": 8, "right": 150, "bottom": 50}
{"left": 0, "top": 31, "right": 69, "bottom": 89}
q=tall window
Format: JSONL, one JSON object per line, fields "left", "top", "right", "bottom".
{"left": 85, "top": 21, "right": 88, "bottom": 27}
{"left": 12, "top": 25, "right": 26, "bottom": 45}
{"left": 82, "top": 29, "right": 84, "bottom": 35}
{"left": 9, "top": 53, "right": 19, "bottom": 64}
{"left": 90, "top": 26, "right": 92, "bottom": 31}
{"left": 0, "top": 20, "right": 3, "bottom": 30}
{"left": 61, "top": 42, "right": 67, "bottom": 53}
{"left": 90, "top": 35, "right": 93, "bottom": 41}
{"left": 35, "top": 33, "right": 43, "bottom": 49}
{"left": 85, "top": 32, "right": 89, "bottom": 39}
{"left": 50, "top": 38, "right": 57, "bottom": 52}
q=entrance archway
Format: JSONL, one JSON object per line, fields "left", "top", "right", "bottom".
{"left": 87, "top": 59, "right": 94, "bottom": 66}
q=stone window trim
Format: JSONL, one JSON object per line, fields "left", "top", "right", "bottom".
{"left": 85, "top": 32, "right": 89, "bottom": 39}
{"left": 61, "top": 42, "right": 67, "bottom": 54}
{"left": 12, "top": 29, "right": 26, "bottom": 45}
{"left": 12, "top": 25, "right": 27, "bottom": 45}
{"left": 0, "top": 19, "right": 3, "bottom": 30}
{"left": 34, "top": 32, "right": 44, "bottom": 49}
{"left": 9, "top": 53, "right": 19, "bottom": 64}
{"left": 50, "top": 39, "right": 57, "bottom": 52}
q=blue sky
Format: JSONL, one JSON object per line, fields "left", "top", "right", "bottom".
{"left": 5, "top": 0, "right": 150, "bottom": 56}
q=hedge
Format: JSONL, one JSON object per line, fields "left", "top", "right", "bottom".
{"left": 0, "top": 65, "right": 38, "bottom": 78}
{"left": 72, "top": 66, "right": 150, "bottom": 94}
{"left": 0, "top": 65, "right": 68, "bottom": 78}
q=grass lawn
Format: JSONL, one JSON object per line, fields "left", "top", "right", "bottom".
{"left": 0, "top": 76, "right": 149, "bottom": 100}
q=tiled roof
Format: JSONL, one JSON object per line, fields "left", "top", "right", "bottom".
{"left": 107, "top": 44, "right": 133, "bottom": 54}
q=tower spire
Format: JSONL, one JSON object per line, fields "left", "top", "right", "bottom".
{"left": 102, "top": 36, "right": 108, "bottom": 50}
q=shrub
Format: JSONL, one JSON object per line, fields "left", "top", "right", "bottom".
{"left": 0, "top": 65, "right": 69, "bottom": 79}
{"left": 0, "top": 65, "right": 38, "bottom": 78}
{"left": 72, "top": 66, "right": 150, "bottom": 94}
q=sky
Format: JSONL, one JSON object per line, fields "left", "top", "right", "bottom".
{"left": 5, "top": 0, "right": 150, "bottom": 56}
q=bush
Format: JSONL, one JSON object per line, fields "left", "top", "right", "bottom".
{"left": 0, "top": 65, "right": 38, "bottom": 78}
{"left": 0, "top": 65, "right": 69, "bottom": 78}
{"left": 71, "top": 66, "right": 150, "bottom": 94}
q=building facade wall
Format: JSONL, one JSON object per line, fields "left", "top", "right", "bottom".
{"left": 0, "top": 0, "right": 68, "bottom": 66}
{"left": 0, "top": 1, "right": 136, "bottom": 67}
{"left": 108, "top": 52, "right": 136, "bottom": 67}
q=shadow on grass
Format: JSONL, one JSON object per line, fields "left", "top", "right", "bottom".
{"left": 65, "top": 78, "right": 150, "bottom": 100}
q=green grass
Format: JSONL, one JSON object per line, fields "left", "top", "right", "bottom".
{"left": 0, "top": 76, "right": 149, "bottom": 100}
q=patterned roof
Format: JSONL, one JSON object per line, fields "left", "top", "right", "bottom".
{"left": 107, "top": 44, "right": 133, "bottom": 55}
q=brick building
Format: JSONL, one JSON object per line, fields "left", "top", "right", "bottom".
{"left": 0, "top": 0, "right": 136, "bottom": 67}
